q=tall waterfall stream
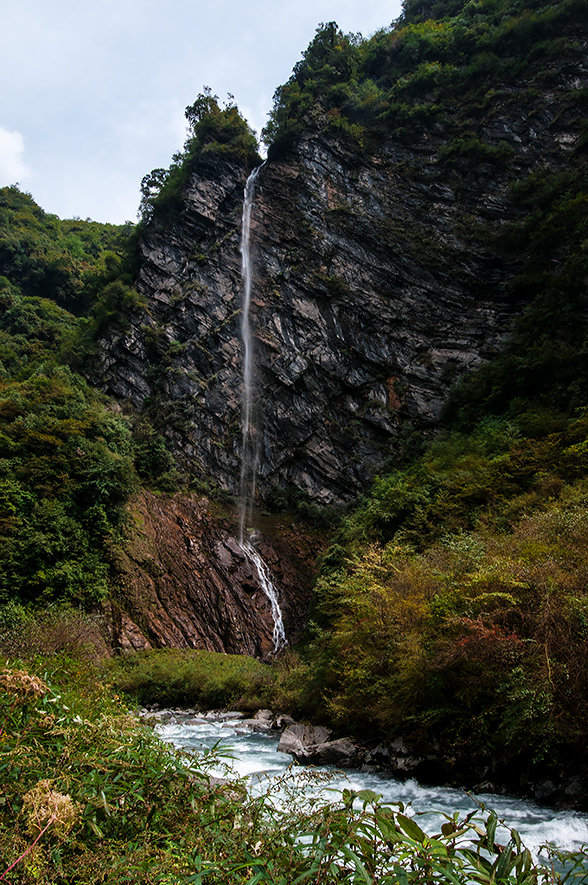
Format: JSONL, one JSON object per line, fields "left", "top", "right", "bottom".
{"left": 238, "top": 163, "right": 264, "bottom": 543}
{"left": 237, "top": 164, "right": 285, "bottom": 653}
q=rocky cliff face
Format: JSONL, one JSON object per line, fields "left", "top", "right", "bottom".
{"left": 107, "top": 492, "right": 316, "bottom": 656}
{"left": 98, "top": 54, "right": 585, "bottom": 508}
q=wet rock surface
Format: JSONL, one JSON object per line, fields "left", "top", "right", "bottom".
{"left": 277, "top": 723, "right": 333, "bottom": 755}
{"left": 106, "top": 491, "right": 314, "bottom": 656}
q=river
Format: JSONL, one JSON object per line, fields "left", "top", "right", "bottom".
{"left": 156, "top": 711, "right": 588, "bottom": 869}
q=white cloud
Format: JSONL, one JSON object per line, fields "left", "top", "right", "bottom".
{"left": 0, "top": 0, "right": 403, "bottom": 220}
{"left": 0, "top": 126, "right": 30, "bottom": 184}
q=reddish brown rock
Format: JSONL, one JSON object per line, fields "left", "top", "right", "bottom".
{"left": 106, "top": 491, "right": 317, "bottom": 658}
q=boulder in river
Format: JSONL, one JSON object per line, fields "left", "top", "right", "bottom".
{"left": 277, "top": 724, "right": 333, "bottom": 756}
{"left": 278, "top": 724, "right": 362, "bottom": 767}
{"left": 294, "top": 737, "right": 360, "bottom": 767}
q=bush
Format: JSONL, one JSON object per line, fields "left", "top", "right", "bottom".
{"left": 0, "top": 603, "right": 109, "bottom": 659}
{"left": 1, "top": 657, "right": 585, "bottom": 883}
{"left": 139, "top": 90, "right": 260, "bottom": 223}
{"left": 107, "top": 648, "right": 275, "bottom": 709}
{"left": 299, "top": 414, "right": 588, "bottom": 776}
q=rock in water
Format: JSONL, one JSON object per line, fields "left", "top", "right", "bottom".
{"left": 277, "top": 723, "right": 333, "bottom": 755}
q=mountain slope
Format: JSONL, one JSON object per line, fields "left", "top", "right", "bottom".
{"left": 97, "top": 0, "right": 587, "bottom": 507}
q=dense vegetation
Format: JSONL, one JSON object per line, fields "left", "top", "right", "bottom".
{"left": 0, "top": 187, "right": 131, "bottom": 315}
{"left": 138, "top": 89, "right": 261, "bottom": 223}
{"left": 281, "top": 414, "right": 587, "bottom": 786}
{"left": 108, "top": 647, "right": 274, "bottom": 709}
{"left": 0, "top": 191, "right": 176, "bottom": 612}
{"left": 2, "top": 657, "right": 586, "bottom": 883}
{"left": 262, "top": 0, "right": 586, "bottom": 153}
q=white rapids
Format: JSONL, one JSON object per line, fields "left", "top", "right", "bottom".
{"left": 239, "top": 538, "right": 286, "bottom": 652}
{"left": 159, "top": 712, "right": 588, "bottom": 870}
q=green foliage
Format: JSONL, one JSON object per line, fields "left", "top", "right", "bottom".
{"left": 139, "top": 89, "right": 260, "bottom": 223}
{"left": 0, "top": 278, "right": 80, "bottom": 376}
{"left": 107, "top": 648, "right": 275, "bottom": 710}
{"left": 296, "top": 412, "right": 588, "bottom": 776}
{"left": 90, "top": 276, "right": 146, "bottom": 335}
{"left": 439, "top": 133, "right": 515, "bottom": 165}
{"left": 339, "top": 417, "right": 523, "bottom": 550}
{"left": 131, "top": 419, "right": 181, "bottom": 491}
{"left": 263, "top": 0, "right": 585, "bottom": 161}
{"left": 1, "top": 658, "right": 584, "bottom": 883}
{"left": 263, "top": 24, "right": 363, "bottom": 150}
{"left": 0, "top": 362, "right": 136, "bottom": 606}
{"left": 0, "top": 220, "right": 179, "bottom": 609}
{"left": 0, "top": 185, "right": 132, "bottom": 314}
{"left": 0, "top": 603, "right": 107, "bottom": 659}
{"left": 0, "top": 658, "right": 238, "bottom": 882}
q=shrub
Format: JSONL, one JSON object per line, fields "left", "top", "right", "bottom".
{"left": 107, "top": 648, "right": 275, "bottom": 709}
{"left": 139, "top": 90, "right": 260, "bottom": 223}
{"left": 1, "top": 658, "right": 585, "bottom": 883}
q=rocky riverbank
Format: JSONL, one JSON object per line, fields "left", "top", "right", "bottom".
{"left": 141, "top": 705, "right": 588, "bottom": 811}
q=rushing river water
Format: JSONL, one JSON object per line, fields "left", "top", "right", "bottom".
{"left": 157, "top": 712, "right": 588, "bottom": 867}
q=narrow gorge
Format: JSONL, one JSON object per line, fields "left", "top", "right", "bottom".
{"left": 2, "top": 4, "right": 588, "bottom": 878}
{"left": 1, "top": 0, "right": 587, "bottom": 832}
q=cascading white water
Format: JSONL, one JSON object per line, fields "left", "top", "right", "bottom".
{"left": 240, "top": 537, "right": 286, "bottom": 651}
{"left": 237, "top": 163, "right": 286, "bottom": 654}
{"left": 159, "top": 715, "right": 588, "bottom": 868}
{"left": 238, "top": 163, "right": 264, "bottom": 544}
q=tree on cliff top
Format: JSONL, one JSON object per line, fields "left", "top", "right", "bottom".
{"left": 139, "top": 89, "right": 260, "bottom": 223}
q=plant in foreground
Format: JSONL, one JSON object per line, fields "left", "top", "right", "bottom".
{"left": 0, "top": 782, "right": 79, "bottom": 882}
{"left": 1, "top": 659, "right": 586, "bottom": 884}
{"left": 196, "top": 783, "right": 588, "bottom": 884}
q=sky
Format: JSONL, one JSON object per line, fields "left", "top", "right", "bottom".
{"left": 0, "top": 0, "right": 403, "bottom": 225}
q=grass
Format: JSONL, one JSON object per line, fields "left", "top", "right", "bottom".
{"left": 106, "top": 647, "right": 276, "bottom": 710}
{"left": 2, "top": 655, "right": 587, "bottom": 883}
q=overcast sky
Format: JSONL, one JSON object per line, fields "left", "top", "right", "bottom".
{"left": 0, "top": 1, "right": 403, "bottom": 224}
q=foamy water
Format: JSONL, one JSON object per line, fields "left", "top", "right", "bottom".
{"left": 157, "top": 714, "right": 588, "bottom": 864}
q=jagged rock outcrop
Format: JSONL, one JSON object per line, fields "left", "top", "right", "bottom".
{"left": 107, "top": 491, "right": 313, "bottom": 656}
{"left": 98, "top": 47, "right": 585, "bottom": 507}
{"left": 278, "top": 724, "right": 361, "bottom": 767}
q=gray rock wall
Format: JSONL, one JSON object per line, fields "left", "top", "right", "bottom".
{"left": 98, "top": 59, "right": 585, "bottom": 505}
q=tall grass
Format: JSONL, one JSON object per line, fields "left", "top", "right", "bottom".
{"left": 1, "top": 657, "right": 586, "bottom": 883}
{"left": 107, "top": 647, "right": 275, "bottom": 710}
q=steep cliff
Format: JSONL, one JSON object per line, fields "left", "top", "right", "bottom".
{"left": 107, "top": 492, "right": 317, "bottom": 656}
{"left": 97, "top": 2, "right": 586, "bottom": 510}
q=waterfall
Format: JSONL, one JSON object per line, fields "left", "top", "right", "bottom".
{"left": 237, "top": 163, "right": 286, "bottom": 653}
{"left": 240, "top": 536, "right": 286, "bottom": 651}
{"left": 238, "top": 163, "right": 264, "bottom": 544}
